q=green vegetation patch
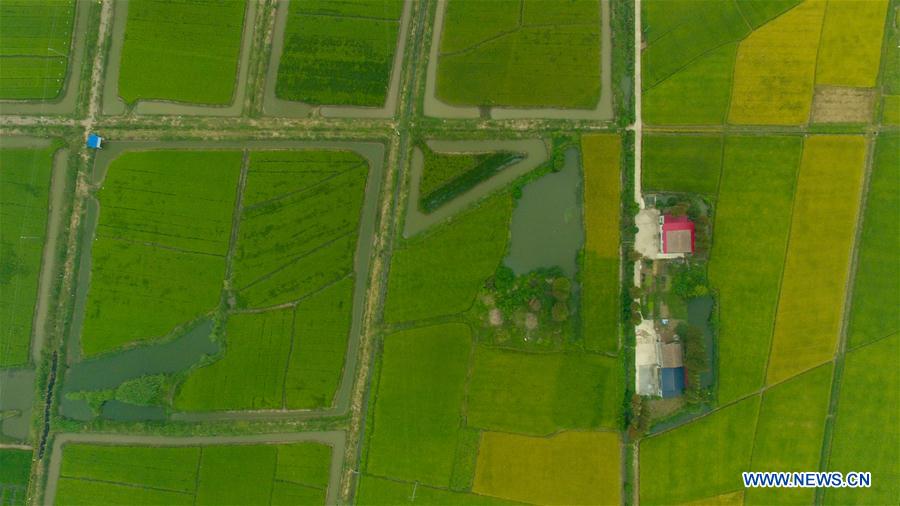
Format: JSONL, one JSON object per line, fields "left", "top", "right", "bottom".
{"left": 176, "top": 308, "right": 293, "bottom": 411}
{"left": 366, "top": 324, "right": 471, "bottom": 487}
{"left": 418, "top": 145, "right": 524, "bottom": 213}
{"left": 639, "top": 396, "right": 760, "bottom": 505}
{"left": 581, "top": 134, "right": 621, "bottom": 353}
{"left": 642, "top": 135, "right": 722, "bottom": 195}
{"left": 643, "top": 43, "right": 737, "bottom": 126}
{"left": 56, "top": 442, "right": 331, "bottom": 505}
{"left": 848, "top": 133, "right": 899, "bottom": 347}
{"left": 0, "top": 449, "right": 31, "bottom": 506}
{"left": 0, "top": 146, "right": 56, "bottom": 366}
{"left": 466, "top": 346, "right": 621, "bottom": 434}
{"left": 710, "top": 136, "right": 800, "bottom": 404}
{"left": 195, "top": 445, "right": 276, "bottom": 505}
{"left": 471, "top": 267, "right": 575, "bottom": 350}
{"left": 746, "top": 364, "right": 832, "bottom": 506}
{"left": 436, "top": 0, "right": 601, "bottom": 108}
{"left": 118, "top": 0, "right": 246, "bottom": 105}
{"left": 176, "top": 277, "right": 353, "bottom": 411}
{"left": 384, "top": 194, "right": 512, "bottom": 323}
{"left": 233, "top": 150, "right": 368, "bottom": 309}
{"left": 0, "top": 0, "right": 75, "bottom": 100}
{"left": 81, "top": 151, "right": 241, "bottom": 356}
{"left": 641, "top": 0, "right": 749, "bottom": 88}
{"left": 276, "top": 0, "right": 403, "bottom": 106}
{"left": 825, "top": 335, "right": 899, "bottom": 506}
{"left": 356, "top": 474, "right": 517, "bottom": 505}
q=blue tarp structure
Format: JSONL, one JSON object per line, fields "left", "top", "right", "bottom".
{"left": 661, "top": 367, "right": 685, "bottom": 398}
{"left": 86, "top": 134, "right": 102, "bottom": 149}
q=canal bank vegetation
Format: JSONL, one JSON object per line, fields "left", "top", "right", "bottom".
{"left": 417, "top": 142, "right": 524, "bottom": 213}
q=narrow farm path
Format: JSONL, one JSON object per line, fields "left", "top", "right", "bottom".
{"left": 33, "top": 0, "right": 115, "bottom": 481}
{"left": 632, "top": 0, "right": 644, "bottom": 211}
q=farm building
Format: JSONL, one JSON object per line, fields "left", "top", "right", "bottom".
{"left": 661, "top": 342, "right": 683, "bottom": 368}
{"left": 660, "top": 367, "right": 685, "bottom": 399}
{"left": 659, "top": 215, "right": 695, "bottom": 255}
{"left": 86, "top": 134, "right": 102, "bottom": 149}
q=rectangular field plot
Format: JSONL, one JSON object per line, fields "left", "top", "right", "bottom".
{"left": 232, "top": 150, "right": 369, "bottom": 310}
{"left": 466, "top": 346, "right": 621, "bottom": 435}
{"left": 728, "top": 0, "right": 826, "bottom": 125}
{"left": 767, "top": 136, "right": 866, "bottom": 385}
{"left": 581, "top": 134, "right": 621, "bottom": 353}
{"left": 641, "top": 0, "right": 748, "bottom": 89}
{"left": 639, "top": 397, "right": 760, "bottom": 505}
{"left": 275, "top": 0, "right": 404, "bottom": 106}
{"left": 710, "top": 136, "right": 801, "bottom": 404}
{"left": 0, "top": 449, "right": 31, "bottom": 506}
{"left": 847, "top": 134, "right": 899, "bottom": 348}
{"left": 643, "top": 43, "right": 737, "bottom": 126}
{"left": 435, "top": 0, "right": 601, "bottom": 108}
{"left": 0, "top": 145, "right": 58, "bottom": 367}
{"left": 117, "top": 0, "right": 246, "bottom": 105}
{"left": 54, "top": 441, "right": 331, "bottom": 505}
{"left": 0, "top": 0, "right": 75, "bottom": 99}
{"left": 175, "top": 148, "right": 372, "bottom": 411}
{"left": 825, "top": 335, "right": 899, "bottom": 506}
{"left": 642, "top": 135, "right": 722, "bottom": 195}
{"left": 81, "top": 151, "right": 241, "bottom": 357}
{"left": 746, "top": 364, "right": 832, "bottom": 506}
{"left": 384, "top": 193, "right": 512, "bottom": 323}
{"left": 365, "top": 324, "right": 471, "bottom": 487}
{"left": 473, "top": 431, "right": 620, "bottom": 505}
{"left": 815, "top": 0, "right": 888, "bottom": 87}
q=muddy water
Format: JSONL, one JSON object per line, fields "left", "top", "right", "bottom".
{"left": 505, "top": 147, "right": 584, "bottom": 277}
{"left": 44, "top": 431, "right": 347, "bottom": 506}
{"left": 0, "top": 0, "right": 91, "bottom": 115}
{"left": 101, "top": 0, "right": 257, "bottom": 116}
{"left": 59, "top": 319, "right": 217, "bottom": 421}
{"left": 263, "top": 0, "right": 413, "bottom": 118}
{"left": 31, "top": 149, "right": 70, "bottom": 364}
{"left": 0, "top": 139, "right": 69, "bottom": 443}
{"left": 73, "top": 140, "right": 386, "bottom": 421}
{"left": 403, "top": 139, "right": 549, "bottom": 237}
{"left": 424, "top": 0, "right": 613, "bottom": 120}
{"left": 0, "top": 369, "right": 35, "bottom": 441}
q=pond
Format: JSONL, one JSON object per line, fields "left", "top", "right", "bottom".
{"left": 60, "top": 319, "right": 217, "bottom": 421}
{"left": 504, "top": 147, "right": 584, "bottom": 277}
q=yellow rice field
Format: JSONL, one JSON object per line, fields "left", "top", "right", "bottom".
{"left": 815, "top": 0, "right": 889, "bottom": 87}
{"left": 729, "top": 0, "right": 826, "bottom": 125}
{"left": 472, "top": 431, "right": 621, "bottom": 505}
{"left": 679, "top": 491, "right": 744, "bottom": 506}
{"left": 582, "top": 134, "right": 622, "bottom": 258}
{"left": 766, "top": 136, "right": 866, "bottom": 384}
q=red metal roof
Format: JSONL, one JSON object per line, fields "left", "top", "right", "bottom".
{"left": 662, "top": 215, "right": 695, "bottom": 253}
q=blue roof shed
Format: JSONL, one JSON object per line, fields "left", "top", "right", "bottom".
{"left": 86, "top": 134, "right": 102, "bottom": 149}
{"left": 660, "top": 367, "right": 685, "bottom": 398}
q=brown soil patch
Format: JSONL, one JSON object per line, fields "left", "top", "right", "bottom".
{"left": 811, "top": 86, "right": 875, "bottom": 123}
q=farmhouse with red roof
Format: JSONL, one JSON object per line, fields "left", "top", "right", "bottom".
{"left": 659, "top": 215, "right": 695, "bottom": 256}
